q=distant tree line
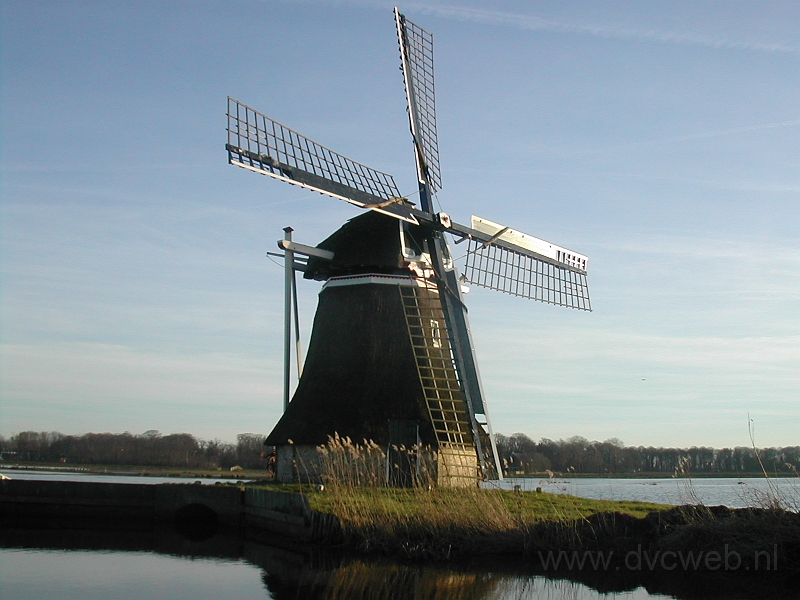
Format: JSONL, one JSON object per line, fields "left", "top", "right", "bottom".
{"left": 3, "top": 430, "right": 798, "bottom": 476}
{"left": 0, "top": 431, "right": 267, "bottom": 470}
{"left": 495, "top": 433, "right": 800, "bottom": 476}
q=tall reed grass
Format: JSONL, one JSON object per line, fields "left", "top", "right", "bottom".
{"left": 293, "top": 436, "right": 800, "bottom": 565}
{"left": 300, "top": 436, "right": 665, "bottom": 558}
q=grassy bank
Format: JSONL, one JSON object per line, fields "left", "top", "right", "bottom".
{"left": 257, "top": 481, "right": 668, "bottom": 557}
{"left": 254, "top": 481, "right": 800, "bottom": 575}
{"left": 252, "top": 437, "right": 800, "bottom": 565}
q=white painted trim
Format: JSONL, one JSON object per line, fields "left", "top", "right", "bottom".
{"left": 278, "top": 240, "right": 334, "bottom": 261}
{"left": 471, "top": 215, "right": 589, "bottom": 271}
{"left": 322, "top": 274, "right": 436, "bottom": 290}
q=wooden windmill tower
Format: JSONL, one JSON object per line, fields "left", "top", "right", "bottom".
{"left": 225, "top": 8, "right": 591, "bottom": 486}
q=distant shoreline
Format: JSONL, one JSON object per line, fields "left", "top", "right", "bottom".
{"left": 0, "top": 462, "right": 785, "bottom": 480}
{"left": 0, "top": 463, "right": 271, "bottom": 480}
{"left": 508, "top": 471, "right": 785, "bottom": 479}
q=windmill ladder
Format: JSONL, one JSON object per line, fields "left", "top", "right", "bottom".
{"left": 400, "top": 284, "right": 480, "bottom": 486}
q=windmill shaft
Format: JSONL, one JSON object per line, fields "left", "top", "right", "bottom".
{"left": 283, "top": 228, "right": 294, "bottom": 413}
{"left": 292, "top": 268, "right": 303, "bottom": 379}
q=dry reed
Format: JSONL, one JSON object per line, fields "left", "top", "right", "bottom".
{"left": 304, "top": 436, "right": 664, "bottom": 558}
{"left": 293, "top": 436, "right": 800, "bottom": 567}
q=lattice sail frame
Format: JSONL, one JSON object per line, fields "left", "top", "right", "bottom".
{"left": 396, "top": 10, "right": 441, "bottom": 194}
{"left": 463, "top": 241, "right": 591, "bottom": 310}
{"left": 226, "top": 97, "right": 407, "bottom": 214}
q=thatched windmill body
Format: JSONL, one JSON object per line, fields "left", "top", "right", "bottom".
{"left": 226, "top": 8, "right": 591, "bottom": 486}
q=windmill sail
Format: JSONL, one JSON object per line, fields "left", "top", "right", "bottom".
{"left": 395, "top": 8, "right": 441, "bottom": 196}
{"left": 452, "top": 216, "right": 592, "bottom": 311}
{"left": 226, "top": 97, "right": 419, "bottom": 224}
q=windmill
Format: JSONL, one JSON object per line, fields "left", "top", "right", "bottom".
{"left": 225, "top": 8, "right": 591, "bottom": 486}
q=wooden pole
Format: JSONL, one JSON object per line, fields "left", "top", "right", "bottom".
{"left": 283, "top": 227, "right": 294, "bottom": 413}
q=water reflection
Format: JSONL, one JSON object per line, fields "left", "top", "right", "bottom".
{"left": 260, "top": 557, "right": 666, "bottom": 600}
{"left": 0, "top": 527, "right": 787, "bottom": 600}
{"left": 261, "top": 556, "right": 502, "bottom": 600}
{"left": 0, "top": 528, "right": 663, "bottom": 600}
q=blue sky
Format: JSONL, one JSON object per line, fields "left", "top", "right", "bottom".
{"left": 1, "top": 0, "right": 797, "bottom": 447}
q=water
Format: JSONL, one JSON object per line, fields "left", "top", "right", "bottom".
{"left": 489, "top": 476, "right": 800, "bottom": 509}
{"left": 0, "top": 530, "right": 674, "bottom": 600}
{"left": 0, "top": 548, "right": 268, "bottom": 600}
{"left": 6, "top": 469, "right": 797, "bottom": 509}
{"left": 0, "top": 469, "right": 239, "bottom": 486}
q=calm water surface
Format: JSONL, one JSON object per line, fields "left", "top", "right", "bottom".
{"left": 6, "top": 469, "right": 798, "bottom": 509}
{"left": 0, "top": 539, "right": 672, "bottom": 600}
{"left": 0, "top": 548, "right": 267, "bottom": 600}
{"left": 0, "top": 469, "right": 236, "bottom": 486}
{"left": 490, "top": 477, "right": 800, "bottom": 508}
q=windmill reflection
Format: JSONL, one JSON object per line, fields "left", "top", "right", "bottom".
{"left": 260, "top": 554, "right": 500, "bottom": 600}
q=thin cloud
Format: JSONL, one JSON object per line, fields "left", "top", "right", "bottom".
{"left": 579, "top": 119, "right": 800, "bottom": 156}
{"left": 281, "top": 0, "right": 800, "bottom": 54}
{"left": 496, "top": 327, "right": 800, "bottom": 364}
{"left": 466, "top": 165, "right": 800, "bottom": 194}
{"left": 638, "top": 119, "right": 800, "bottom": 145}
{"left": 591, "top": 233, "right": 800, "bottom": 263}
{"left": 400, "top": 2, "right": 800, "bottom": 54}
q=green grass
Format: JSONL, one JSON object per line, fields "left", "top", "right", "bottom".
{"left": 302, "top": 485, "right": 666, "bottom": 522}
{"left": 248, "top": 481, "right": 669, "bottom": 557}
{"left": 245, "top": 436, "right": 672, "bottom": 557}
{"left": 253, "top": 481, "right": 800, "bottom": 571}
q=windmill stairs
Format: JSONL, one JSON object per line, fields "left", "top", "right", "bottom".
{"left": 400, "top": 283, "right": 481, "bottom": 486}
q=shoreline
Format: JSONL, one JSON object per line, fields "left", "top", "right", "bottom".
{"left": 0, "top": 463, "right": 272, "bottom": 480}
{"left": 1, "top": 462, "right": 785, "bottom": 480}
{"left": 501, "top": 471, "right": 787, "bottom": 479}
